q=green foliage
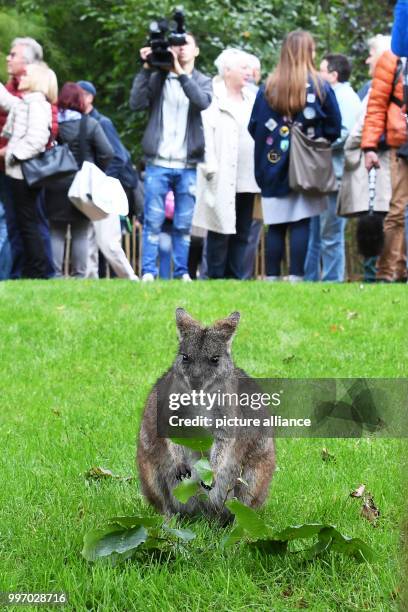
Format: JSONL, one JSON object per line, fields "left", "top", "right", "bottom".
{"left": 81, "top": 514, "right": 196, "bottom": 563}
{"left": 0, "top": 0, "right": 393, "bottom": 160}
{"left": 82, "top": 500, "right": 375, "bottom": 565}
{"left": 172, "top": 479, "right": 200, "bottom": 503}
{"left": 193, "top": 458, "right": 213, "bottom": 486}
{"left": 0, "top": 8, "right": 47, "bottom": 81}
{"left": 224, "top": 499, "right": 376, "bottom": 563}
{"left": 171, "top": 435, "right": 213, "bottom": 452}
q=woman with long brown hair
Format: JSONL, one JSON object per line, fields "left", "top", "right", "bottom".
{"left": 249, "top": 30, "right": 341, "bottom": 281}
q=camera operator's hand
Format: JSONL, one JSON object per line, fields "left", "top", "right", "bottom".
{"left": 364, "top": 150, "right": 380, "bottom": 171}
{"left": 140, "top": 47, "right": 152, "bottom": 69}
{"left": 169, "top": 48, "right": 186, "bottom": 76}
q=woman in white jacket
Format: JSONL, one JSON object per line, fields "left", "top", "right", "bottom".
{"left": 0, "top": 63, "right": 57, "bottom": 278}
{"left": 193, "top": 49, "right": 260, "bottom": 279}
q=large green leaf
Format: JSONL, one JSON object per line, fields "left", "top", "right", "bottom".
{"left": 225, "top": 499, "right": 270, "bottom": 539}
{"left": 172, "top": 480, "right": 200, "bottom": 503}
{"left": 221, "top": 525, "right": 245, "bottom": 549}
{"left": 323, "top": 527, "right": 376, "bottom": 563}
{"left": 171, "top": 436, "right": 213, "bottom": 452}
{"left": 247, "top": 539, "right": 288, "bottom": 555}
{"left": 82, "top": 525, "right": 148, "bottom": 561}
{"left": 275, "top": 523, "right": 329, "bottom": 541}
{"left": 193, "top": 458, "right": 213, "bottom": 486}
{"left": 162, "top": 526, "right": 196, "bottom": 541}
{"left": 302, "top": 536, "right": 333, "bottom": 560}
{"left": 108, "top": 515, "right": 161, "bottom": 529}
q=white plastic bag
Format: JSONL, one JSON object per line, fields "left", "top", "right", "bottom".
{"left": 68, "top": 161, "right": 129, "bottom": 221}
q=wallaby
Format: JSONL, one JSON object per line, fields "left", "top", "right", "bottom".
{"left": 137, "top": 308, "right": 276, "bottom": 523}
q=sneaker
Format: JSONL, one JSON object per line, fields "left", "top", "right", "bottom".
{"left": 130, "top": 275, "right": 139, "bottom": 282}
{"left": 287, "top": 275, "right": 303, "bottom": 283}
{"left": 142, "top": 273, "right": 155, "bottom": 282}
{"left": 181, "top": 273, "right": 192, "bottom": 282}
{"left": 264, "top": 275, "right": 281, "bottom": 282}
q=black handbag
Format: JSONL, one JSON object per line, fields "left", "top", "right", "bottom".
{"left": 356, "top": 168, "right": 385, "bottom": 258}
{"left": 21, "top": 141, "right": 79, "bottom": 188}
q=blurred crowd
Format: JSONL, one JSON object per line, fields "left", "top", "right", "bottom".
{"left": 1, "top": 3, "right": 407, "bottom": 284}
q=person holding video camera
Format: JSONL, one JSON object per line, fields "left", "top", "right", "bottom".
{"left": 129, "top": 26, "right": 212, "bottom": 282}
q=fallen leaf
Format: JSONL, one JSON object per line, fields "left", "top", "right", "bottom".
{"left": 350, "top": 484, "right": 365, "bottom": 498}
{"left": 242, "top": 31, "right": 251, "bottom": 38}
{"left": 84, "top": 466, "right": 133, "bottom": 482}
{"left": 347, "top": 311, "right": 359, "bottom": 320}
{"left": 361, "top": 494, "right": 380, "bottom": 524}
{"left": 296, "top": 597, "right": 309, "bottom": 609}
{"left": 329, "top": 324, "right": 344, "bottom": 333}
{"left": 321, "top": 448, "right": 336, "bottom": 462}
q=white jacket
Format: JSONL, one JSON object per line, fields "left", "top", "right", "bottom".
{"left": 0, "top": 84, "right": 51, "bottom": 180}
{"left": 193, "top": 78, "right": 259, "bottom": 235}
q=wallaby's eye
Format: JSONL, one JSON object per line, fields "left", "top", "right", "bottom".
{"left": 210, "top": 356, "right": 219, "bottom": 365}
{"left": 181, "top": 353, "right": 189, "bottom": 363}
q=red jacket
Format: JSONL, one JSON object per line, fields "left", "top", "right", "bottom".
{"left": 0, "top": 75, "right": 58, "bottom": 172}
{"left": 361, "top": 50, "right": 407, "bottom": 150}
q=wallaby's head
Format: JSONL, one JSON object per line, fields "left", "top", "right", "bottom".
{"left": 174, "top": 308, "right": 240, "bottom": 389}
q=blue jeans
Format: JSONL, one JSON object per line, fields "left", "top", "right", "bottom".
{"left": 0, "top": 200, "right": 12, "bottom": 280}
{"left": 304, "top": 216, "right": 321, "bottom": 281}
{"left": 304, "top": 193, "right": 346, "bottom": 282}
{"left": 242, "top": 219, "right": 263, "bottom": 279}
{"left": 142, "top": 165, "right": 196, "bottom": 278}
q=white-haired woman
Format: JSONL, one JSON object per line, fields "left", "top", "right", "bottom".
{"left": 193, "top": 48, "right": 260, "bottom": 279}
{"left": 0, "top": 63, "right": 57, "bottom": 278}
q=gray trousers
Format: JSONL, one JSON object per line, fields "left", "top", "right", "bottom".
{"left": 50, "top": 220, "right": 89, "bottom": 278}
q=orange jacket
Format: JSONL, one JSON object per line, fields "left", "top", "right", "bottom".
{"left": 361, "top": 50, "right": 407, "bottom": 150}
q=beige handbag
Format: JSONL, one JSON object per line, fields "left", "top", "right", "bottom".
{"left": 288, "top": 124, "right": 336, "bottom": 195}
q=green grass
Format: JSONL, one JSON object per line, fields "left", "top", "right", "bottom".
{"left": 0, "top": 280, "right": 407, "bottom": 611}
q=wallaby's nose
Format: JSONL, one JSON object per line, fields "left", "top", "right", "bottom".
{"left": 190, "top": 376, "right": 202, "bottom": 391}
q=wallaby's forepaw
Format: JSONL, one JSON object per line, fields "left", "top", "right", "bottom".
{"left": 200, "top": 481, "right": 213, "bottom": 491}
{"left": 175, "top": 463, "right": 192, "bottom": 481}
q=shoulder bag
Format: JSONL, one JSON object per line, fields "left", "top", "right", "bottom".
{"left": 288, "top": 123, "right": 336, "bottom": 195}
{"left": 68, "top": 115, "right": 128, "bottom": 221}
{"left": 21, "top": 105, "right": 78, "bottom": 188}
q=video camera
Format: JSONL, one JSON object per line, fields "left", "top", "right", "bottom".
{"left": 146, "top": 8, "right": 187, "bottom": 70}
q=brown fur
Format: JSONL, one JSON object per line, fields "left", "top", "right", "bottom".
{"left": 136, "top": 309, "right": 276, "bottom": 523}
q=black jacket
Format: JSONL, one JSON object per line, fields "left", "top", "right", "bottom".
{"left": 44, "top": 114, "right": 113, "bottom": 224}
{"left": 129, "top": 68, "right": 212, "bottom": 166}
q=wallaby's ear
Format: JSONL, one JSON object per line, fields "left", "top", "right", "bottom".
{"left": 175, "top": 308, "right": 201, "bottom": 337}
{"left": 213, "top": 311, "right": 240, "bottom": 346}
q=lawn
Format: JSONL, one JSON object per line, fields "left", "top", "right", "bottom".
{"left": 0, "top": 280, "right": 407, "bottom": 611}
